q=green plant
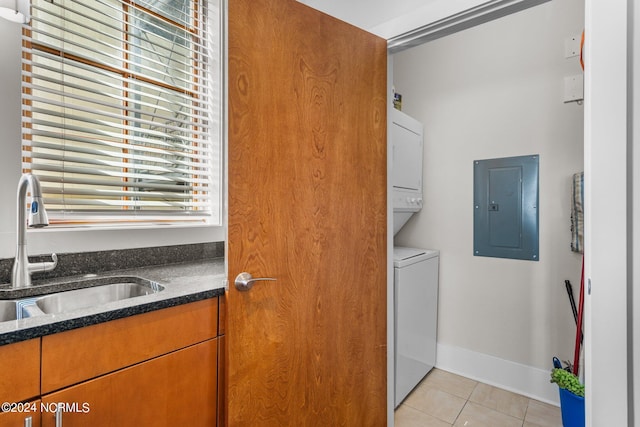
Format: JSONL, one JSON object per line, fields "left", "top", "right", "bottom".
{"left": 550, "top": 368, "right": 585, "bottom": 397}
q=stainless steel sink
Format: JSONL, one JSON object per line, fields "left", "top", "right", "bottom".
{"left": 0, "top": 277, "right": 165, "bottom": 322}
{"left": 35, "top": 282, "right": 164, "bottom": 315}
{"left": 0, "top": 301, "right": 17, "bottom": 322}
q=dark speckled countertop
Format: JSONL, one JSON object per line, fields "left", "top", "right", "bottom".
{"left": 0, "top": 258, "right": 226, "bottom": 346}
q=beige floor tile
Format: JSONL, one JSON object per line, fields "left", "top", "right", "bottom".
{"left": 524, "top": 399, "right": 562, "bottom": 427}
{"left": 453, "top": 402, "right": 523, "bottom": 427}
{"left": 395, "top": 404, "right": 453, "bottom": 427}
{"left": 404, "top": 385, "right": 467, "bottom": 424}
{"left": 396, "top": 370, "right": 563, "bottom": 427}
{"left": 421, "top": 368, "right": 478, "bottom": 400}
{"left": 469, "top": 383, "right": 530, "bottom": 419}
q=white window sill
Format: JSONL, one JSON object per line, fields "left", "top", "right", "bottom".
{"left": 24, "top": 224, "right": 226, "bottom": 256}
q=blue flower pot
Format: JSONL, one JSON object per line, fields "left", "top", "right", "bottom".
{"left": 559, "top": 387, "right": 585, "bottom": 427}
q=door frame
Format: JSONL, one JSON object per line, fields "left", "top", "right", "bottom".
{"left": 583, "top": 1, "right": 636, "bottom": 425}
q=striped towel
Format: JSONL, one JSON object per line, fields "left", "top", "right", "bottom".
{"left": 571, "top": 172, "right": 584, "bottom": 253}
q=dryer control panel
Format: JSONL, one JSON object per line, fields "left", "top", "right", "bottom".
{"left": 393, "top": 189, "right": 423, "bottom": 212}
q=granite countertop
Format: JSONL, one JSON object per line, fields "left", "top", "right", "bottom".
{"left": 0, "top": 258, "right": 226, "bottom": 346}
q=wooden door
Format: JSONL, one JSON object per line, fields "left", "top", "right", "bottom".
{"left": 227, "top": 0, "right": 388, "bottom": 425}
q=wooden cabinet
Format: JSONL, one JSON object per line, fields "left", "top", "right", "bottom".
{"left": 0, "top": 338, "right": 40, "bottom": 403}
{"left": 41, "top": 340, "right": 217, "bottom": 427}
{"left": 0, "top": 400, "right": 41, "bottom": 427}
{"left": 41, "top": 298, "right": 218, "bottom": 393}
{"left": 217, "top": 336, "right": 226, "bottom": 427}
{"left": 0, "top": 339, "right": 41, "bottom": 426}
{"left": 0, "top": 296, "right": 223, "bottom": 427}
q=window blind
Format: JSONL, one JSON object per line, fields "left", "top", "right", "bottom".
{"left": 21, "top": 0, "right": 220, "bottom": 225}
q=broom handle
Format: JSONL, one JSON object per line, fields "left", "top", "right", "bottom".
{"left": 565, "top": 280, "right": 578, "bottom": 324}
{"left": 573, "top": 257, "right": 585, "bottom": 375}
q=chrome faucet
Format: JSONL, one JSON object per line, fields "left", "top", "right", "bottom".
{"left": 12, "top": 173, "right": 57, "bottom": 288}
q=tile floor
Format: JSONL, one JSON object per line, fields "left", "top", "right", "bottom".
{"left": 394, "top": 369, "right": 562, "bottom": 427}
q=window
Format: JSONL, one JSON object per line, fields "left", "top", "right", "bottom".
{"left": 21, "top": 0, "right": 221, "bottom": 226}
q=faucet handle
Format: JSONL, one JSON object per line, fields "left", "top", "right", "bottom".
{"left": 28, "top": 252, "right": 58, "bottom": 274}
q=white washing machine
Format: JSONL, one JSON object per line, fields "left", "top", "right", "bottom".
{"left": 394, "top": 247, "right": 439, "bottom": 407}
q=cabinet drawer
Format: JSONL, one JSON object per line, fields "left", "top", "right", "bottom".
{"left": 0, "top": 339, "right": 40, "bottom": 403}
{"left": 0, "top": 400, "right": 41, "bottom": 427}
{"left": 41, "top": 340, "right": 217, "bottom": 427}
{"left": 42, "top": 298, "right": 218, "bottom": 393}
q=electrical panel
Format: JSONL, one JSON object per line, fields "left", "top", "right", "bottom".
{"left": 473, "top": 155, "right": 539, "bottom": 261}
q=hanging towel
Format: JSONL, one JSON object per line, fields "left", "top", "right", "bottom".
{"left": 571, "top": 172, "right": 584, "bottom": 253}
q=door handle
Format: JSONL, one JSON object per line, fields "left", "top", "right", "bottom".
{"left": 234, "top": 272, "right": 276, "bottom": 291}
{"left": 24, "top": 416, "right": 32, "bottom": 427}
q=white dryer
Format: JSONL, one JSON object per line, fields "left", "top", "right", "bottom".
{"left": 391, "top": 109, "right": 424, "bottom": 235}
{"left": 393, "top": 247, "right": 439, "bottom": 407}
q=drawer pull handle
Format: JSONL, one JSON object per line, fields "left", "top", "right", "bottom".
{"left": 55, "top": 408, "right": 63, "bottom": 427}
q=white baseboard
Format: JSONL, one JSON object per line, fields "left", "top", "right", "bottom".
{"left": 435, "top": 342, "right": 560, "bottom": 406}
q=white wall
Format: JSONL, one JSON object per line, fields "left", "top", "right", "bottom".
{"left": 392, "top": 0, "right": 584, "bottom": 401}
{"left": 298, "top": 0, "right": 431, "bottom": 35}
{"left": 297, "top": 0, "right": 548, "bottom": 41}
{"left": 0, "top": 22, "right": 223, "bottom": 260}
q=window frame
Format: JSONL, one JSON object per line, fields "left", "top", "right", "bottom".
{"left": 20, "top": 0, "right": 224, "bottom": 229}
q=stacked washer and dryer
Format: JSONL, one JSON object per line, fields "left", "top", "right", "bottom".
{"left": 391, "top": 109, "right": 440, "bottom": 407}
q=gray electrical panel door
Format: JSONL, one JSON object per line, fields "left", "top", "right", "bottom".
{"left": 474, "top": 155, "right": 539, "bottom": 261}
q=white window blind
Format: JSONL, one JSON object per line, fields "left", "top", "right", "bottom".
{"left": 21, "top": 0, "right": 221, "bottom": 225}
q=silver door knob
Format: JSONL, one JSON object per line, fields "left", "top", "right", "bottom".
{"left": 234, "top": 272, "right": 276, "bottom": 291}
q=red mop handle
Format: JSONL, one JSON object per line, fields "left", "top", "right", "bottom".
{"left": 573, "top": 257, "right": 585, "bottom": 375}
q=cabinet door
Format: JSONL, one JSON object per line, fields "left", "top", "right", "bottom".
{"left": 42, "top": 298, "right": 217, "bottom": 393}
{"left": 41, "top": 339, "right": 217, "bottom": 427}
{"left": 0, "top": 400, "right": 41, "bottom": 427}
{"left": 0, "top": 339, "right": 40, "bottom": 403}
